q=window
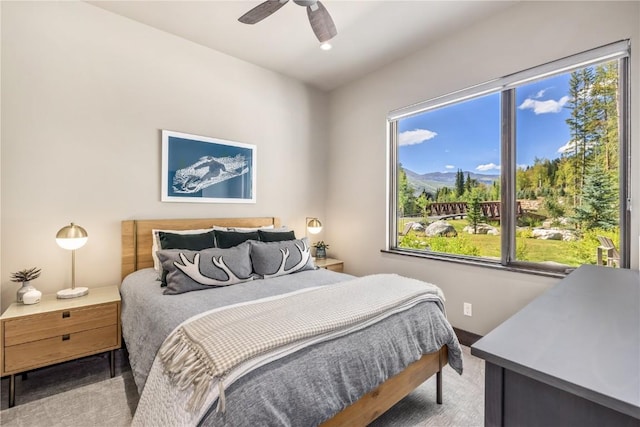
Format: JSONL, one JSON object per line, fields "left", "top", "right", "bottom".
{"left": 387, "top": 41, "right": 631, "bottom": 274}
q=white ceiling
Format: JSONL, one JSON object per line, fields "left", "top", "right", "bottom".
{"left": 89, "top": 1, "right": 517, "bottom": 92}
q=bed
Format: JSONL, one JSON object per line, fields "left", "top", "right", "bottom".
{"left": 120, "top": 217, "right": 463, "bottom": 426}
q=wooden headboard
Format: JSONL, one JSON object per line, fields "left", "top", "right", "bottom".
{"left": 121, "top": 217, "right": 281, "bottom": 280}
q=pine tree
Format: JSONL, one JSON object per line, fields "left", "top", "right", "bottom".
{"left": 565, "top": 67, "right": 596, "bottom": 207}
{"left": 455, "top": 169, "right": 465, "bottom": 198}
{"left": 572, "top": 163, "right": 618, "bottom": 230}
{"left": 466, "top": 189, "right": 484, "bottom": 234}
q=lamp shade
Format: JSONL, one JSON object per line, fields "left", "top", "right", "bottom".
{"left": 56, "top": 223, "right": 88, "bottom": 250}
{"left": 306, "top": 218, "right": 323, "bottom": 235}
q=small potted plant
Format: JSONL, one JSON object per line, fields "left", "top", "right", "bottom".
{"left": 313, "top": 241, "right": 330, "bottom": 259}
{"left": 11, "top": 267, "right": 42, "bottom": 304}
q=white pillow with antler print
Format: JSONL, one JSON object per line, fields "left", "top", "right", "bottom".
{"left": 157, "top": 242, "right": 255, "bottom": 295}
{"left": 250, "top": 238, "right": 315, "bottom": 279}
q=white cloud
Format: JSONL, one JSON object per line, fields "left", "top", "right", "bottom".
{"left": 476, "top": 163, "right": 500, "bottom": 172}
{"left": 557, "top": 138, "right": 596, "bottom": 154}
{"left": 534, "top": 89, "right": 547, "bottom": 99}
{"left": 445, "top": 165, "right": 455, "bottom": 169}
{"left": 557, "top": 140, "right": 575, "bottom": 154}
{"left": 398, "top": 128, "right": 438, "bottom": 146}
{"left": 518, "top": 95, "right": 570, "bottom": 114}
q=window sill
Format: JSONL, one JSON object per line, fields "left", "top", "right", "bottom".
{"left": 381, "top": 248, "right": 570, "bottom": 279}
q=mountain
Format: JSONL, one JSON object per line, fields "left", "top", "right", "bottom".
{"left": 403, "top": 168, "right": 499, "bottom": 195}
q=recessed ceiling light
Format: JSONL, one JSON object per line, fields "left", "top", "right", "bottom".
{"left": 320, "top": 42, "right": 332, "bottom": 51}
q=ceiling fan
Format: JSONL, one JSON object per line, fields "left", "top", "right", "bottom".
{"left": 238, "top": 0, "right": 337, "bottom": 43}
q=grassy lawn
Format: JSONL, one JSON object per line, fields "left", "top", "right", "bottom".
{"left": 398, "top": 218, "right": 590, "bottom": 266}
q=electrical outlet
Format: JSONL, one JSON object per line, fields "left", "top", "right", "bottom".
{"left": 463, "top": 302, "right": 472, "bottom": 317}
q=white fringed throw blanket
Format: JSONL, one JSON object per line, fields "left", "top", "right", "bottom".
{"left": 158, "top": 273, "right": 446, "bottom": 415}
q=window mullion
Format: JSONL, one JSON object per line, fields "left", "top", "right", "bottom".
{"left": 619, "top": 56, "right": 631, "bottom": 268}
{"left": 501, "top": 89, "right": 516, "bottom": 265}
{"left": 387, "top": 120, "right": 399, "bottom": 249}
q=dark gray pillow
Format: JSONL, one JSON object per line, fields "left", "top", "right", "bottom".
{"left": 158, "top": 242, "right": 254, "bottom": 295}
{"left": 250, "top": 238, "right": 315, "bottom": 278}
{"left": 158, "top": 230, "right": 216, "bottom": 251}
{"left": 214, "top": 230, "right": 259, "bottom": 249}
{"left": 258, "top": 229, "right": 296, "bottom": 242}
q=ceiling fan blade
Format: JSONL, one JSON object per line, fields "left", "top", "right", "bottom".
{"left": 239, "top": 0, "right": 289, "bottom": 24}
{"left": 307, "top": 1, "right": 337, "bottom": 43}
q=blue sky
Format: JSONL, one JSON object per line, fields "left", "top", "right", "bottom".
{"left": 398, "top": 73, "right": 572, "bottom": 175}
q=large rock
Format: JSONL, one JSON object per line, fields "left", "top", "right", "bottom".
{"left": 401, "top": 222, "right": 425, "bottom": 235}
{"left": 411, "top": 222, "right": 425, "bottom": 231}
{"left": 532, "top": 228, "right": 578, "bottom": 241}
{"left": 532, "top": 228, "right": 563, "bottom": 240}
{"left": 463, "top": 223, "right": 499, "bottom": 235}
{"left": 560, "top": 230, "right": 579, "bottom": 241}
{"left": 425, "top": 220, "right": 457, "bottom": 237}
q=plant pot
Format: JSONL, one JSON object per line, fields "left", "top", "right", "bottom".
{"left": 315, "top": 247, "right": 327, "bottom": 259}
{"left": 17, "top": 281, "right": 37, "bottom": 304}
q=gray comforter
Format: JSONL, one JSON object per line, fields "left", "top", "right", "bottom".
{"left": 121, "top": 268, "right": 463, "bottom": 426}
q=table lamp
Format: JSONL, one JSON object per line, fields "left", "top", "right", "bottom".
{"left": 56, "top": 222, "right": 89, "bottom": 299}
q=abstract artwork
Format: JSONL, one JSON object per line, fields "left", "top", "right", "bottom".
{"left": 161, "top": 130, "right": 256, "bottom": 203}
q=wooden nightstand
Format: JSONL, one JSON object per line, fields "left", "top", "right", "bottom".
{"left": 0, "top": 286, "right": 121, "bottom": 407}
{"left": 315, "top": 257, "right": 344, "bottom": 272}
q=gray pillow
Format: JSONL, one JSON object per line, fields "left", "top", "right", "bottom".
{"left": 158, "top": 242, "right": 254, "bottom": 295}
{"left": 250, "top": 238, "right": 315, "bottom": 278}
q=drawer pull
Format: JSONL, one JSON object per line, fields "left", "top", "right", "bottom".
{"left": 62, "top": 334, "right": 70, "bottom": 341}
{"left": 62, "top": 311, "right": 70, "bottom": 318}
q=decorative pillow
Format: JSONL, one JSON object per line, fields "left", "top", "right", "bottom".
{"left": 158, "top": 230, "right": 216, "bottom": 251}
{"left": 215, "top": 230, "right": 259, "bottom": 249}
{"left": 158, "top": 242, "right": 254, "bottom": 295}
{"left": 227, "top": 225, "right": 275, "bottom": 232}
{"left": 250, "top": 238, "right": 314, "bottom": 279}
{"left": 258, "top": 229, "right": 296, "bottom": 242}
{"left": 151, "top": 228, "right": 216, "bottom": 276}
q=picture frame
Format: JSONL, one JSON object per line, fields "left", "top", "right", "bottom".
{"left": 161, "top": 130, "right": 256, "bottom": 203}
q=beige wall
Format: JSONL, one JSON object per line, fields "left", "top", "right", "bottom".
{"left": 0, "top": 2, "right": 328, "bottom": 310}
{"left": 326, "top": 1, "right": 640, "bottom": 335}
{"left": 2, "top": 1, "right": 638, "bottom": 335}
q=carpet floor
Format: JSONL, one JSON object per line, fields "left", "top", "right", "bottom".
{"left": 0, "top": 346, "right": 483, "bottom": 426}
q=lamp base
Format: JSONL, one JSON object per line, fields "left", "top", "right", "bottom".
{"left": 56, "top": 287, "right": 89, "bottom": 299}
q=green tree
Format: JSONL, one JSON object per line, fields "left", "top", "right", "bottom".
{"left": 572, "top": 163, "right": 617, "bottom": 230}
{"left": 465, "top": 172, "right": 473, "bottom": 194}
{"left": 397, "top": 165, "right": 416, "bottom": 217}
{"left": 466, "top": 189, "right": 484, "bottom": 233}
{"left": 565, "top": 67, "right": 596, "bottom": 206}
{"left": 436, "top": 186, "right": 454, "bottom": 202}
{"left": 591, "top": 62, "right": 619, "bottom": 172}
{"left": 544, "top": 198, "right": 565, "bottom": 221}
{"left": 415, "top": 190, "right": 431, "bottom": 220}
{"left": 455, "top": 169, "right": 465, "bottom": 198}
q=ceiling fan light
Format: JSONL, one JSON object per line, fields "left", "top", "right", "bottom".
{"left": 320, "top": 42, "right": 332, "bottom": 51}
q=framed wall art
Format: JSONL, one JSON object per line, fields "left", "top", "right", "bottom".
{"left": 161, "top": 130, "right": 256, "bottom": 203}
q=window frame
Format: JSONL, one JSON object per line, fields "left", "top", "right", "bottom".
{"left": 386, "top": 40, "right": 631, "bottom": 275}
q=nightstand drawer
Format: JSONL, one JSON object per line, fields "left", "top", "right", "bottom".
{"left": 4, "top": 324, "right": 119, "bottom": 373}
{"left": 325, "top": 264, "right": 344, "bottom": 272}
{"left": 4, "top": 303, "right": 117, "bottom": 346}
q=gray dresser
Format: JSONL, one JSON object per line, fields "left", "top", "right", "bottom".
{"left": 471, "top": 265, "right": 639, "bottom": 426}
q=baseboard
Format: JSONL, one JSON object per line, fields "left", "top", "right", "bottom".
{"left": 453, "top": 327, "right": 482, "bottom": 347}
